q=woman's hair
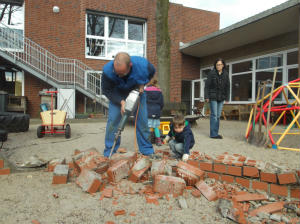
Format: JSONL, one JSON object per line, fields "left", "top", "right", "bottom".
{"left": 173, "top": 112, "right": 185, "bottom": 127}
{"left": 213, "top": 58, "right": 226, "bottom": 71}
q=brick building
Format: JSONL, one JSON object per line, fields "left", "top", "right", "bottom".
{"left": 180, "top": 0, "right": 299, "bottom": 112}
{"left": 0, "top": 0, "right": 219, "bottom": 118}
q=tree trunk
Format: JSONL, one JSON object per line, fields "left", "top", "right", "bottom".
{"left": 156, "top": 0, "right": 170, "bottom": 103}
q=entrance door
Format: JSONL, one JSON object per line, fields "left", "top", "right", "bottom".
{"left": 191, "top": 79, "right": 205, "bottom": 115}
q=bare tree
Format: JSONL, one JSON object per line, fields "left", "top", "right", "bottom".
{"left": 0, "top": 3, "right": 22, "bottom": 25}
{"left": 156, "top": 0, "right": 171, "bottom": 103}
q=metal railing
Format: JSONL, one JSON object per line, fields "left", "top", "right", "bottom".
{"left": 0, "top": 23, "right": 102, "bottom": 102}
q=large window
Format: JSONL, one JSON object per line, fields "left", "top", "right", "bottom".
{"left": 86, "top": 12, "right": 146, "bottom": 59}
{"left": 199, "top": 49, "right": 298, "bottom": 104}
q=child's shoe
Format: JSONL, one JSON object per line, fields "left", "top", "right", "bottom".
{"left": 155, "top": 137, "right": 162, "bottom": 146}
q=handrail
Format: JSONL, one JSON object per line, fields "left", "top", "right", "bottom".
{"left": 0, "top": 23, "right": 102, "bottom": 100}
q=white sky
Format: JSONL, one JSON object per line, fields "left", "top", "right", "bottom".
{"left": 169, "top": 0, "right": 288, "bottom": 29}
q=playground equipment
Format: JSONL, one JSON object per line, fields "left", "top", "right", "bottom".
{"left": 245, "top": 78, "right": 300, "bottom": 152}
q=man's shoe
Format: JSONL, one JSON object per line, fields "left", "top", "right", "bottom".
{"left": 155, "top": 137, "right": 162, "bottom": 146}
{"left": 210, "top": 135, "right": 223, "bottom": 139}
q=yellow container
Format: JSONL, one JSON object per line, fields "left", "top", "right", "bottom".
{"left": 159, "top": 121, "right": 170, "bottom": 135}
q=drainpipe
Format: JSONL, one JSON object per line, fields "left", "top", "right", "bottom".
{"left": 298, "top": 6, "right": 300, "bottom": 78}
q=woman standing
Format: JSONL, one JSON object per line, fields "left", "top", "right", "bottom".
{"left": 204, "top": 58, "right": 230, "bottom": 139}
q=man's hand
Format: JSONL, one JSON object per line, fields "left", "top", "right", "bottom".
{"left": 120, "top": 100, "right": 126, "bottom": 115}
{"left": 139, "top": 85, "right": 144, "bottom": 93}
{"left": 182, "top": 154, "right": 189, "bottom": 162}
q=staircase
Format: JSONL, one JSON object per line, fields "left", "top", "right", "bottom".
{"left": 0, "top": 23, "right": 108, "bottom": 108}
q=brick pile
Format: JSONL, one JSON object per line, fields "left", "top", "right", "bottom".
{"left": 46, "top": 148, "right": 300, "bottom": 223}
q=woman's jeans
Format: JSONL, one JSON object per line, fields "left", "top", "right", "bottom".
{"left": 209, "top": 100, "right": 224, "bottom": 137}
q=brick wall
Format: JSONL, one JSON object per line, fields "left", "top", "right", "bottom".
{"left": 24, "top": 0, "right": 219, "bottom": 108}
{"left": 24, "top": 72, "right": 51, "bottom": 117}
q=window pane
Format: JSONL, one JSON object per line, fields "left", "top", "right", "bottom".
{"left": 127, "top": 42, "right": 144, "bottom": 57}
{"left": 194, "top": 82, "right": 200, "bottom": 98}
{"left": 256, "top": 55, "right": 282, "bottom": 69}
{"left": 107, "top": 40, "right": 126, "bottom": 58}
{"left": 87, "top": 14, "right": 104, "bottom": 36}
{"left": 232, "top": 61, "right": 252, "bottom": 73}
{"left": 287, "top": 51, "right": 298, "bottom": 65}
{"left": 256, "top": 69, "right": 282, "bottom": 100}
{"left": 109, "top": 17, "right": 124, "bottom": 39}
{"left": 87, "top": 72, "right": 101, "bottom": 95}
{"left": 128, "top": 21, "right": 143, "bottom": 41}
{"left": 86, "top": 38, "right": 105, "bottom": 57}
{"left": 201, "top": 69, "right": 210, "bottom": 79}
{"left": 288, "top": 68, "right": 298, "bottom": 99}
{"left": 232, "top": 73, "right": 252, "bottom": 101}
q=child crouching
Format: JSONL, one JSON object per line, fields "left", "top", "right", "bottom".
{"left": 163, "top": 112, "right": 195, "bottom": 162}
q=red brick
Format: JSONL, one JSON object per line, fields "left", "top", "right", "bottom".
{"left": 101, "top": 188, "right": 113, "bottom": 198}
{"left": 270, "top": 184, "right": 288, "bottom": 197}
{"left": 52, "top": 176, "right": 67, "bottom": 184}
{"left": 227, "top": 166, "right": 242, "bottom": 176}
{"left": 260, "top": 172, "right": 277, "bottom": 183}
{"left": 153, "top": 175, "right": 186, "bottom": 195}
{"left": 235, "top": 177, "right": 250, "bottom": 188}
{"left": 145, "top": 194, "right": 159, "bottom": 205}
{"left": 249, "top": 201, "right": 285, "bottom": 216}
{"left": 191, "top": 189, "right": 201, "bottom": 198}
{"left": 206, "top": 172, "right": 220, "bottom": 180}
{"left": 177, "top": 161, "right": 204, "bottom": 185}
{"left": 129, "top": 166, "right": 150, "bottom": 183}
{"left": 214, "top": 163, "right": 227, "bottom": 173}
{"left": 0, "top": 168, "right": 10, "bottom": 175}
{"left": 195, "top": 180, "right": 217, "bottom": 201}
{"left": 187, "top": 160, "right": 199, "bottom": 168}
{"left": 0, "top": 159, "right": 4, "bottom": 169}
{"left": 277, "top": 173, "right": 298, "bottom": 185}
{"left": 109, "top": 152, "right": 137, "bottom": 168}
{"left": 252, "top": 180, "right": 268, "bottom": 191}
{"left": 245, "top": 159, "right": 256, "bottom": 166}
{"left": 76, "top": 169, "right": 103, "bottom": 194}
{"left": 290, "top": 187, "right": 300, "bottom": 199}
{"left": 199, "top": 161, "right": 213, "bottom": 171}
{"left": 233, "top": 193, "right": 267, "bottom": 202}
{"left": 177, "top": 161, "right": 205, "bottom": 178}
{"left": 221, "top": 175, "right": 234, "bottom": 183}
{"left": 243, "top": 166, "right": 259, "bottom": 178}
{"left": 114, "top": 210, "right": 126, "bottom": 216}
{"left": 107, "top": 160, "right": 130, "bottom": 183}
{"left": 128, "top": 157, "right": 151, "bottom": 183}
{"left": 151, "top": 160, "right": 171, "bottom": 177}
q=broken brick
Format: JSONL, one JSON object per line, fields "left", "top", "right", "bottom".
{"left": 195, "top": 180, "right": 217, "bottom": 201}
{"left": 176, "top": 161, "right": 204, "bottom": 185}
{"left": 102, "top": 187, "right": 113, "bottom": 198}
{"left": 191, "top": 189, "right": 201, "bottom": 198}
{"left": 0, "top": 159, "right": 3, "bottom": 169}
{"left": 114, "top": 210, "right": 126, "bottom": 216}
{"left": 52, "top": 164, "right": 69, "bottom": 184}
{"left": 0, "top": 168, "right": 10, "bottom": 175}
{"left": 151, "top": 160, "right": 171, "bottom": 177}
{"left": 76, "top": 169, "right": 103, "bottom": 194}
{"left": 233, "top": 193, "right": 267, "bottom": 202}
{"left": 145, "top": 194, "right": 159, "bottom": 205}
{"left": 128, "top": 157, "right": 151, "bottom": 182}
{"left": 110, "top": 151, "right": 137, "bottom": 168}
{"left": 153, "top": 175, "right": 186, "bottom": 195}
{"left": 249, "top": 201, "right": 285, "bottom": 216}
{"left": 107, "top": 160, "right": 130, "bottom": 183}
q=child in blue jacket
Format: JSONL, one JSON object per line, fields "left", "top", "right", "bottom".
{"left": 145, "top": 78, "right": 164, "bottom": 146}
{"left": 163, "top": 112, "right": 195, "bottom": 161}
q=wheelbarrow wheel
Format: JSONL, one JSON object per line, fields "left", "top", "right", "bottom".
{"left": 65, "top": 124, "right": 71, "bottom": 139}
{"left": 37, "top": 125, "right": 45, "bottom": 138}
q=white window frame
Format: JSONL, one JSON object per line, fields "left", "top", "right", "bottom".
{"left": 197, "top": 48, "right": 298, "bottom": 104}
{"left": 85, "top": 12, "right": 147, "bottom": 60}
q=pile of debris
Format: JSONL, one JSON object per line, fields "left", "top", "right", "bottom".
{"left": 48, "top": 148, "right": 300, "bottom": 224}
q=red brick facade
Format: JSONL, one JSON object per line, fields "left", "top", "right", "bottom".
{"left": 22, "top": 0, "right": 219, "bottom": 116}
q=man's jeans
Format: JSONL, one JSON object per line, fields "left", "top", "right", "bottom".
{"left": 169, "top": 139, "right": 184, "bottom": 158}
{"left": 209, "top": 100, "right": 224, "bottom": 137}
